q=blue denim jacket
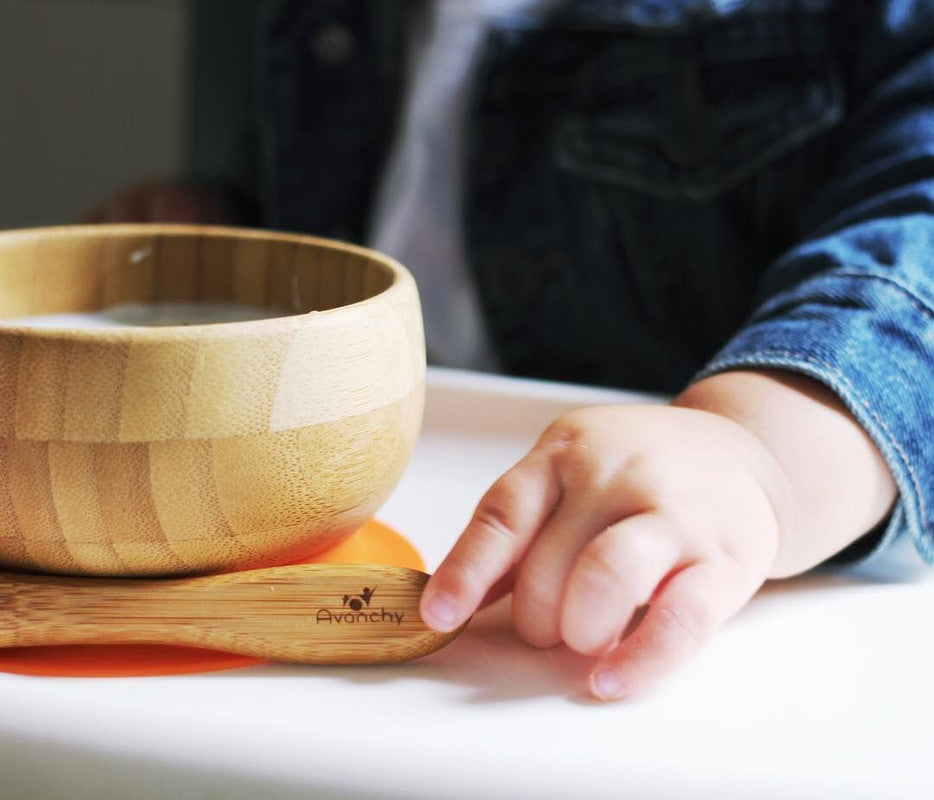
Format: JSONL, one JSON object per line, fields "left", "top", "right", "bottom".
{"left": 245, "top": 0, "right": 933, "bottom": 567}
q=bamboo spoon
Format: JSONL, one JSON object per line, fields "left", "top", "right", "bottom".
{"left": 0, "top": 564, "right": 465, "bottom": 665}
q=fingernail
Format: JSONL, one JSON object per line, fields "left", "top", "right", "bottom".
{"left": 591, "top": 669, "right": 624, "bottom": 700}
{"left": 424, "top": 593, "right": 460, "bottom": 631}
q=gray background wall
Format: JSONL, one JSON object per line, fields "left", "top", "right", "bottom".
{"left": 0, "top": 0, "right": 189, "bottom": 228}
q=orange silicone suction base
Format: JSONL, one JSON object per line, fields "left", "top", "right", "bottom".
{"left": 0, "top": 520, "right": 424, "bottom": 677}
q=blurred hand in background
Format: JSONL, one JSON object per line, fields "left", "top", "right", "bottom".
{"left": 82, "top": 180, "right": 238, "bottom": 225}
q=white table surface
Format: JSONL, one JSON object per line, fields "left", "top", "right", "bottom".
{"left": 0, "top": 367, "right": 931, "bottom": 800}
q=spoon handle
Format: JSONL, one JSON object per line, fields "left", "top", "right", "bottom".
{"left": 0, "top": 564, "right": 463, "bottom": 664}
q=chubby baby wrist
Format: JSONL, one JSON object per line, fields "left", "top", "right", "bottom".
{"left": 673, "top": 369, "right": 897, "bottom": 575}
{"left": 669, "top": 389, "right": 796, "bottom": 575}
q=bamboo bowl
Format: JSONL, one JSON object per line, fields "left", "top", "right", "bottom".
{"left": 0, "top": 225, "right": 425, "bottom": 577}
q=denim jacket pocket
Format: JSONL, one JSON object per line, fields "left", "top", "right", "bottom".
{"left": 552, "top": 22, "right": 845, "bottom": 202}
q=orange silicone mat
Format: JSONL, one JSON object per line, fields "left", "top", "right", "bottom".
{"left": 0, "top": 519, "right": 424, "bottom": 677}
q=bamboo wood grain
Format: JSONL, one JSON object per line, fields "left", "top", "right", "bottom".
{"left": 0, "top": 564, "right": 463, "bottom": 664}
{"left": 0, "top": 225, "right": 426, "bottom": 576}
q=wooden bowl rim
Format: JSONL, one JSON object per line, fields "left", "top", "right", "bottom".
{"left": 0, "top": 223, "right": 415, "bottom": 343}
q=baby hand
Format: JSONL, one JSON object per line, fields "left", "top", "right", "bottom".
{"left": 420, "top": 404, "right": 787, "bottom": 700}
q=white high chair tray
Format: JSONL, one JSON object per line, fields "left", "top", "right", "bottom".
{"left": 0, "top": 367, "right": 930, "bottom": 800}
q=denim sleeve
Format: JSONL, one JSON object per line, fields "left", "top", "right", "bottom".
{"left": 694, "top": 1, "right": 934, "bottom": 568}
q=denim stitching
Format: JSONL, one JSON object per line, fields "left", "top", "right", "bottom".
{"left": 753, "top": 268, "right": 934, "bottom": 323}
{"left": 829, "top": 270, "right": 934, "bottom": 318}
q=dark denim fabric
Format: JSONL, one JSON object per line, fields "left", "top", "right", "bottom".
{"left": 252, "top": 0, "right": 933, "bottom": 566}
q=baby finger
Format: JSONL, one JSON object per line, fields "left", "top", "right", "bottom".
{"left": 589, "top": 560, "right": 744, "bottom": 700}
{"left": 560, "top": 513, "right": 680, "bottom": 657}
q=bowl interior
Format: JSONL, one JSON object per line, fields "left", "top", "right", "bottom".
{"left": 0, "top": 225, "right": 396, "bottom": 324}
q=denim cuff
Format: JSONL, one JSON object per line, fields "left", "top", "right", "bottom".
{"left": 693, "top": 270, "right": 934, "bottom": 568}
